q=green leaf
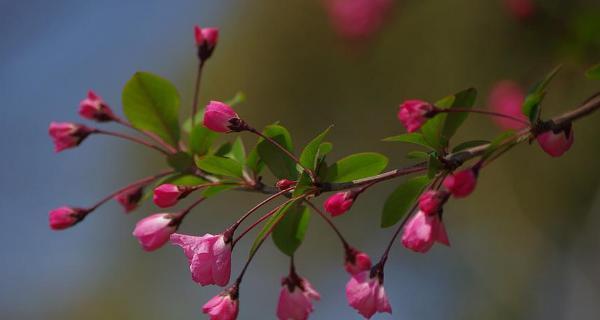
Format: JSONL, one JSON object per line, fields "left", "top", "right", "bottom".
{"left": 195, "top": 155, "right": 243, "bottom": 178}
{"left": 202, "top": 185, "right": 237, "bottom": 198}
{"left": 164, "top": 174, "right": 207, "bottom": 186}
{"left": 318, "top": 142, "right": 333, "bottom": 157}
{"left": 522, "top": 65, "right": 561, "bottom": 122}
{"left": 381, "top": 176, "right": 431, "bottom": 228}
{"left": 249, "top": 200, "right": 298, "bottom": 256}
{"left": 299, "top": 126, "right": 333, "bottom": 170}
{"left": 166, "top": 152, "right": 195, "bottom": 172}
{"left": 482, "top": 130, "right": 516, "bottom": 161}
{"left": 325, "top": 152, "right": 388, "bottom": 183}
{"left": 427, "top": 153, "right": 443, "bottom": 179}
{"left": 420, "top": 110, "right": 447, "bottom": 152}
{"left": 246, "top": 141, "right": 265, "bottom": 175}
{"left": 256, "top": 124, "right": 298, "bottom": 180}
{"left": 189, "top": 125, "right": 217, "bottom": 156}
{"left": 214, "top": 137, "right": 246, "bottom": 163}
{"left": 586, "top": 64, "right": 600, "bottom": 80}
{"left": 406, "top": 150, "right": 430, "bottom": 160}
{"left": 440, "top": 88, "right": 477, "bottom": 141}
{"left": 452, "top": 140, "right": 490, "bottom": 153}
{"left": 224, "top": 91, "right": 246, "bottom": 106}
{"left": 272, "top": 204, "right": 310, "bottom": 256}
{"left": 382, "top": 133, "right": 434, "bottom": 150}
{"left": 122, "top": 72, "right": 180, "bottom": 146}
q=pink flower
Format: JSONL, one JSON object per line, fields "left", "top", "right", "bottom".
{"left": 397, "top": 100, "right": 435, "bottom": 133}
{"left": 203, "top": 291, "right": 239, "bottom": 320}
{"left": 418, "top": 190, "right": 448, "bottom": 215}
{"left": 48, "top": 122, "right": 93, "bottom": 152}
{"left": 203, "top": 101, "right": 240, "bottom": 133}
{"left": 153, "top": 184, "right": 184, "bottom": 208}
{"left": 537, "top": 129, "right": 574, "bottom": 157}
{"left": 170, "top": 233, "right": 232, "bottom": 286}
{"left": 325, "top": 0, "right": 392, "bottom": 41}
{"left": 442, "top": 169, "right": 478, "bottom": 198}
{"left": 323, "top": 192, "right": 354, "bottom": 217}
{"left": 194, "top": 25, "right": 219, "bottom": 60}
{"left": 488, "top": 81, "right": 528, "bottom": 130}
{"left": 504, "top": 0, "right": 535, "bottom": 21}
{"left": 115, "top": 185, "right": 144, "bottom": 213}
{"left": 49, "top": 206, "right": 87, "bottom": 230}
{"left": 277, "top": 275, "right": 320, "bottom": 320}
{"left": 132, "top": 213, "right": 178, "bottom": 251}
{"left": 346, "top": 271, "right": 391, "bottom": 319}
{"left": 202, "top": 28, "right": 219, "bottom": 48}
{"left": 78, "top": 90, "right": 115, "bottom": 122}
{"left": 401, "top": 210, "right": 450, "bottom": 253}
{"left": 276, "top": 179, "right": 296, "bottom": 190}
{"left": 344, "top": 249, "right": 372, "bottom": 275}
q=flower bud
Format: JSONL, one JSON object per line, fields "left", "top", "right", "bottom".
{"left": 442, "top": 168, "right": 478, "bottom": 198}
{"left": 202, "top": 291, "right": 239, "bottom": 320}
{"left": 397, "top": 100, "right": 435, "bottom": 133}
{"left": 115, "top": 185, "right": 144, "bottom": 213}
{"left": 153, "top": 184, "right": 185, "bottom": 208}
{"left": 346, "top": 271, "right": 391, "bottom": 318}
{"left": 324, "top": 191, "right": 354, "bottom": 217}
{"left": 276, "top": 179, "right": 296, "bottom": 190}
{"left": 194, "top": 25, "right": 219, "bottom": 61}
{"left": 203, "top": 101, "right": 241, "bottom": 133}
{"left": 344, "top": 248, "right": 372, "bottom": 275}
{"left": 132, "top": 213, "right": 178, "bottom": 251}
{"left": 78, "top": 90, "right": 115, "bottom": 122}
{"left": 48, "top": 122, "right": 93, "bottom": 152}
{"left": 488, "top": 81, "right": 527, "bottom": 130}
{"left": 325, "top": 0, "right": 393, "bottom": 41}
{"left": 49, "top": 206, "right": 88, "bottom": 230}
{"left": 418, "top": 190, "right": 448, "bottom": 215}
{"left": 537, "top": 128, "right": 574, "bottom": 158}
{"left": 401, "top": 210, "right": 450, "bottom": 253}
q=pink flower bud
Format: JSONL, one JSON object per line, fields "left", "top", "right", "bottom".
{"left": 277, "top": 276, "right": 320, "bottom": 320}
{"left": 202, "top": 28, "right": 219, "bottom": 48}
{"left": 397, "top": 100, "right": 435, "bottom": 133}
{"left": 194, "top": 25, "right": 204, "bottom": 46}
{"left": 203, "top": 101, "right": 241, "bottom": 133}
{"left": 418, "top": 190, "right": 448, "bottom": 215}
{"left": 276, "top": 179, "right": 296, "bottom": 190}
{"left": 346, "top": 271, "right": 391, "bottom": 318}
{"left": 153, "top": 184, "right": 183, "bottom": 208}
{"left": 49, "top": 206, "right": 87, "bottom": 230}
{"left": 325, "top": 0, "right": 393, "bottom": 41}
{"left": 324, "top": 192, "right": 354, "bottom": 217}
{"left": 401, "top": 210, "right": 450, "bottom": 253}
{"left": 170, "top": 233, "right": 232, "bottom": 286}
{"left": 536, "top": 129, "right": 574, "bottom": 158}
{"left": 344, "top": 249, "right": 372, "bottom": 275}
{"left": 504, "top": 0, "right": 535, "bottom": 21}
{"left": 488, "top": 81, "right": 528, "bottom": 130}
{"left": 194, "top": 25, "right": 219, "bottom": 61}
{"left": 48, "top": 122, "right": 93, "bottom": 152}
{"left": 115, "top": 185, "right": 144, "bottom": 213}
{"left": 78, "top": 90, "right": 115, "bottom": 122}
{"left": 202, "top": 292, "right": 239, "bottom": 320}
{"left": 442, "top": 169, "right": 478, "bottom": 198}
{"left": 132, "top": 213, "right": 178, "bottom": 251}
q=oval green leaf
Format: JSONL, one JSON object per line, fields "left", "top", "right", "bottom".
{"left": 381, "top": 175, "right": 431, "bottom": 228}
{"left": 325, "top": 152, "right": 388, "bottom": 183}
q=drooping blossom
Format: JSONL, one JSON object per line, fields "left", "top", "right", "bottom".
{"left": 203, "top": 290, "right": 239, "bottom": 320}
{"left": 48, "top": 122, "right": 93, "bottom": 152}
{"left": 49, "top": 206, "right": 88, "bottom": 230}
{"left": 132, "top": 213, "right": 178, "bottom": 251}
{"left": 78, "top": 90, "right": 115, "bottom": 122}
{"left": 401, "top": 210, "right": 450, "bottom": 253}
{"left": 324, "top": 0, "right": 393, "bottom": 41}
{"left": 346, "top": 270, "right": 391, "bottom": 319}
{"left": 344, "top": 248, "right": 372, "bottom": 275}
{"left": 115, "top": 185, "right": 144, "bottom": 213}
{"left": 442, "top": 169, "right": 478, "bottom": 198}
{"left": 418, "top": 190, "right": 448, "bottom": 215}
{"left": 488, "top": 81, "right": 528, "bottom": 129}
{"left": 537, "top": 128, "right": 574, "bottom": 157}
{"left": 397, "top": 100, "right": 436, "bottom": 133}
{"left": 170, "top": 233, "right": 232, "bottom": 286}
{"left": 277, "top": 274, "right": 320, "bottom": 320}
{"left": 203, "top": 101, "right": 241, "bottom": 133}
{"left": 324, "top": 191, "right": 354, "bottom": 217}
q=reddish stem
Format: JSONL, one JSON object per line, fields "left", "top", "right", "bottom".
{"left": 94, "top": 129, "right": 171, "bottom": 155}
{"left": 191, "top": 60, "right": 205, "bottom": 130}
{"left": 112, "top": 117, "right": 178, "bottom": 153}
{"left": 304, "top": 200, "right": 349, "bottom": 249}
{"left": 440, "top": 108, "right": 530, "bottom": 126}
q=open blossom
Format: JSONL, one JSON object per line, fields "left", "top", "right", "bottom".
{"left": 346, "top": 271, "right": 391, "bottom": 319}
{"left": 324, "top": 0, "right": 392, "bottom": 41}
{"left": 324, "top": 191, "right": 354, "bottom": 217}
{"left": 488, "top": 81, "right": 528, "bottom": 130}
{"left": 153, "top": 184, "right": 184, "bottom": 208}
{"left": 537, "top": 129, "right": 574, "bottom": 157}
{"left": 170, "top": 233, "right": 232, "bottom": 286}
{"left": 203, "top": 101, "right": 241, "bottom": 133}
{"left": 132, "top": 213, "right": 178, "bottom": 251}
{"left": 442, "top": 169, "right": 478, "bottom": 198}
{"left": 397, "top": 100, "right": 435, "bottom": 133}
{"left": 203, "top": 291, "right": 238, "bottom": 320}
{"left": 344, "top": 249, "right": 372, "bottom": 275}
{"left": 401, "top": 210, "right": 450, "bottom": 253}
{"left": 115, "top": 185, "right": 144, "bottom": 213}
{"left": 277, "top": 275, "right": 320, "bottom": 320}
{"left": 49, "top": 206, "right": 87, "bottom": 230}
{"left": 418, "top": 190, "right": 448, "bottom": 215}
{"left": 48, "top": 122, "right": 93, "bottom": 152}
{"left": 78, "top": 90, "right": 115, "bottom": 122}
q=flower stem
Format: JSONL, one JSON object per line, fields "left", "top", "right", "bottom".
{"left": 439, "top": 108, "right": 530, "bottom": 126}
{"left": 304, "top": 200, "right": 349, "bottom": 249}
{"left": 94, "top": 129, "right": 171, "bottom": 155}
{"left": 231, "top": 187, "right": 294, "bottom": 230}
{"left": 112, "top": 117, "right": 178, "bottom": 153}
{"left": 191, "top": 60, "right": 206, "bottom": 130}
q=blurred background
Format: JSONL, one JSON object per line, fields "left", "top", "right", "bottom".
{"left": 1, "top": 0, "right": 599, "bottom": 319}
